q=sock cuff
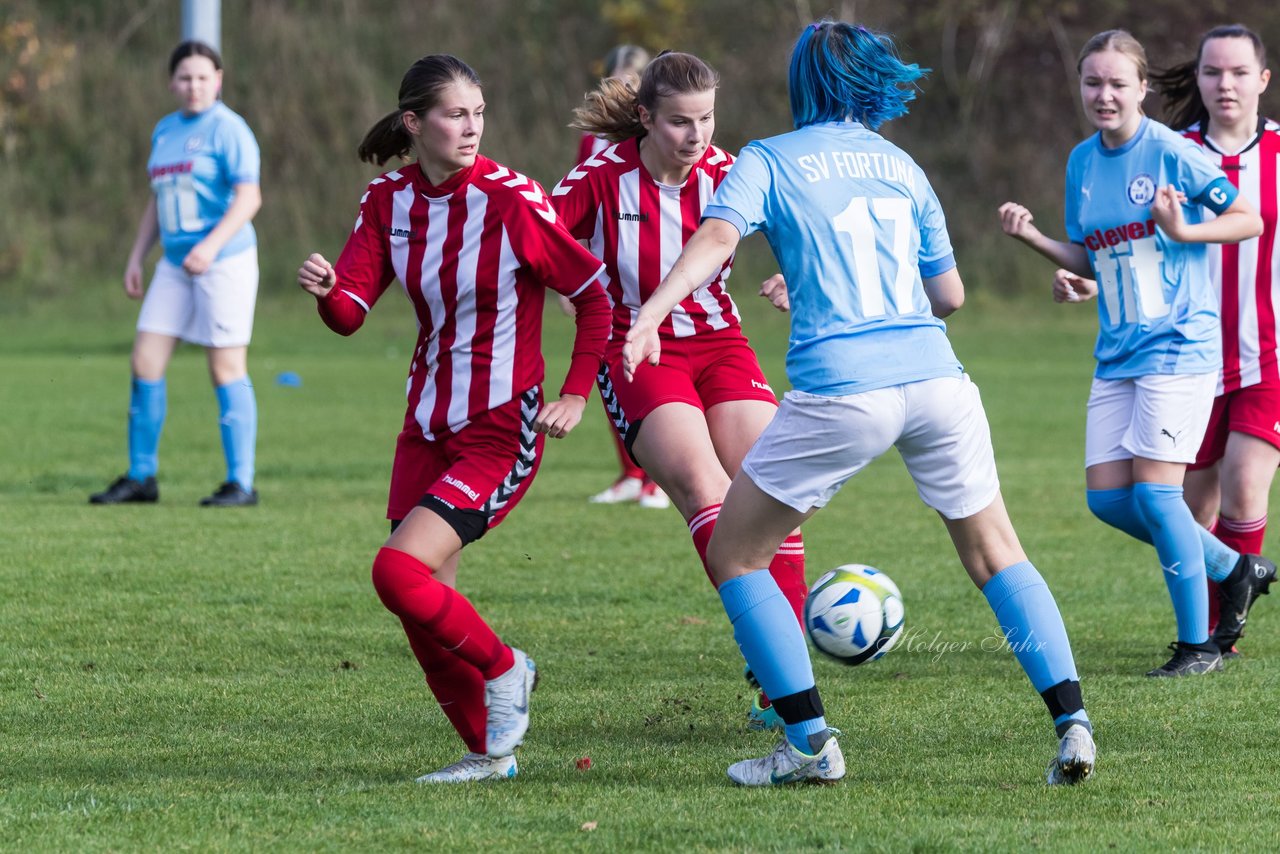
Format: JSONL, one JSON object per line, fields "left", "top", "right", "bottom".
{"left": 216, "top": 376, "right": 254, "bottom": 391}
{"left": 982, "top": 561, "right": 1045, "bottom": 612}
{"left": 1218, "top": 515, "right": 1267, "bottom": 534}
{"left": 1132, "top": 481, "right": 1182, "bottom": 499}
{"left": 688, "top": 504, "right": 721, "bottom": 536}
{"left": 719, "top": 570, "right": 782, "bottom": 622}
{"left": 1085, "top": 486, "right": 1133, "bottom": 500}
{"left": 132, "top": 376, "right": 165, "bottom": 392}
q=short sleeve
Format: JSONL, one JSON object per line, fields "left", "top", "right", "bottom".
{"left": 703, "top": 142, "right": 772, "bottom": 238}
{"left": 510, "top": 184, "right": 605, "bottom": 297}
{"left": 1171, "top": 140, "right": 1235, "bottom": 214}
{"left": 917, "top": 178, "right": 955, "bottom": 278}
{"left": 219, "top": 115, "right": 261, "bottom": 186}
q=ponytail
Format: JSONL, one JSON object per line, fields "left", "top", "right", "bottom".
{"left": 570, "top": 76, "right": 645, "bottom": 142}
{"left": 1150, "top": 60, "right": 1203, "bottom": 132}
{"left": 358, "top": 111, "right": 414, "bottom": 165}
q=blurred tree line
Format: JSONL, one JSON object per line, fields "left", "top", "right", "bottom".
{"left": 2, "top": 0, "right": 1276, "bottom": 301}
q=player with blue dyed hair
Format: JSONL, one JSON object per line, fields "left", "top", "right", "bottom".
{"left": 1000, "top": 29, "right": 1270, "bottom": 678}
{"left": 625, "top": 20, "right": 1096, "bottom": 787}
{"left": 91, "top": 41, "right": 263, "bottom": 507}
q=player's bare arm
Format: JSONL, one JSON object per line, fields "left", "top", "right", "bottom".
{"left": 922, "top": 268, "right": 964, "bottom": 318}
{"left": 622, "top": 217, "right": 741, "bottom": 380}
{"left": 997, "top": 201, "right": 1093, "bottom": 277}
{"left": 184, "top": 183, "right": 262, "bottom": 275}
{"left": 532, "top": 393, "right": 587, "bottom": 439}
{"left": 1152, "top": 187, "right": 1262, "bottom": 244}
{"left": 124, "top": 198, "right": 161, "bottom": 299}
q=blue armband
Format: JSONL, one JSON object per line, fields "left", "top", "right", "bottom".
{"left": 1195, "top": 176, "right": 1237, "bottom": 215}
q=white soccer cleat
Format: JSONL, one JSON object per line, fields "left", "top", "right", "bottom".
{"left": 485, "top": 648, "right": 537, "bottom": 757}
{"left": 637, "top": 480, "right": 671, "bottom": 509}
{"left": 1046, "top": 723, "right": 1096, "bottom": 785}
{"left": 415, "top": 752, "right": 517, "bottom": 783}
{"left": 589, "top": 476, "right": 644, "bottom": 504}
{"left": 727, "top": 733, "right": 845, "bottom": 786}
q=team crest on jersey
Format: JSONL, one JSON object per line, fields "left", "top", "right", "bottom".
{"left": 1127, "top": 173, "right": 1156, "bottom": 206}
{"left": 184, "top": 135, "right": 204, "bottom": 154}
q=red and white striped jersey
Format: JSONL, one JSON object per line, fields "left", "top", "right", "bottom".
{"left": 1184, "top": 118, "right": 1280, "bottom": 393}
{"left": 317, "top": 155, "right": 609, "bottom": 440}
{"left": 551, "top": 137, "right": 741, "bottom": 339}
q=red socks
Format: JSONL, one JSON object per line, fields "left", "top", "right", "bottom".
{"left": 687, "top": 505, "right": 808, "bottom": 625}
{"left": 400, "top": 618, "right": 487, "bottom": 754}
{"left": 1209, "top": 516, "right": 1267, "bottom": 635}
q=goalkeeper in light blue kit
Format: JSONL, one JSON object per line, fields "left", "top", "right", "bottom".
{"left": 624, "top": 20, "right": 1095, "bottom": 786}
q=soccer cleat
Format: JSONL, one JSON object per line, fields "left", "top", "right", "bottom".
{"left": 1145, "top": 641, "right": 1223, "bottom": 677}
{"left": 89, "top": 475, "right": 158, "bottom": 504}
{"left": 1212, "top": 554, "right": 1276, "bottom": 651}
{"left": 589, "top": 476, "right": 644, "bottom": 504}
{"left": 727, "top": 733, "right": 845, "bottom": 786}
{"left": 746, "top": 691, "right": 784, "bottom": 732}
{"left": 415, "top": 752, "right": 517, "bottom": 783}
{"left": 484, "top": 648, "right": 537, "bottom": 757}
{"left": 199, "top": 481, "right": 259, "bottom": 507}
{"left": 1045, "top": 723, "right": 1096, "bottom": 785}
{"left": 637, "top": 479, "right": 671, "bottom": 509}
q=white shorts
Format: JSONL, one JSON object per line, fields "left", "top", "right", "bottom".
{"left": 1084, "top": 372, "right": 1217, "bottom": 467}
{"left": 742, "top": 375, "right": 1001, "bottom": 520}
{"left": 136, "top": 246, "right": 259, "bottom": 348}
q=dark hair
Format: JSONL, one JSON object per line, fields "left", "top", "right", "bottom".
{"left": 1152, "top": 25, "right": 1268, "bottom": 131}
{"left": 788, "top": 21, "right": 926, "bottom": 130}
{"left": 357, "top": 54, "right": 482, "bottom": 166}
{"left": 571, "top": 50, "right": 718, "bottom": 142}
{"left": 168, "top": 40, "right": 222, "bottom": 76}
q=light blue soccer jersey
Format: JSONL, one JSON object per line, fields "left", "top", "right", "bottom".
{"left": 1065, "top": 117, "right": 1235, "bottom": 378}
{"left": 705, "top": 121, "right": 960, "bottom": 396}
{"left": 147, "top": 101, "right": 260, "bottom": 266}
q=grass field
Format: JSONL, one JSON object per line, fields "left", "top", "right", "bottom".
{"left": 3, "top": 288, "right": 1279, "bottom": 851}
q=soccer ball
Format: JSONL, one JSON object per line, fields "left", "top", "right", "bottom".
{"left": 804, "top": 564, "right": 904, "bottom": 665}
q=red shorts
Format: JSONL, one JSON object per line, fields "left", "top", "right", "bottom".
{"left": 599, "top": 327, "right": 777, "bottom": 438}
{"left": 386, "top": 387, "right": 544, "bottom": 538}
{"left": 1190, "top": 380, "right": 1280, "bottom": 469}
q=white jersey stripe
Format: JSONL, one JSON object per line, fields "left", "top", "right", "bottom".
{"left": 490, "top": 225, "right": 520, "bottom": 409}
{"left": 617, "top": 169, "right": 643, "bottom": 317}
{"left": 1238, "top": 149, "right": 1263, "bottom": 388}
{"left": 413, "top": 196, "right": 452, "bottom": 440}
{"left": 445, "top": 187, "right": 485, "bottom": 431}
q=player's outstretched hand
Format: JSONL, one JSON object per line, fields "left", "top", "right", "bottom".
{"left": 622, "top": 314, "right": 661, "bottom": 382}
{"left": 534, "top": 393, "right": 586, "bottom": 439}
{"left": 997, "top": 201, "right": 1042, "bottom": 243}
{"left": 759, "top": 273, "right": 789, "bottom": 312}
{"left": 124, "top": 259, "right": 146, "bottom": 300}
{"left": 298, "top": 253, "right": 337, "bottom": 297}
{"left": 1052, "top": 268, "right": 1098, "bottom": 304}
{"left": 1150, "top": 185, "right": 1189, "bottom": 241}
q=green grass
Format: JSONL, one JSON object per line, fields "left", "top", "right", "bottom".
{"left": 3, "top": 288, "right": 1280, "bottom": 851}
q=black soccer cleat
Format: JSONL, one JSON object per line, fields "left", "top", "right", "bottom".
{"left": 1146, "top": 641, "right": 1223, "bottom": 677}
{"left": 1212, "top": 554, "right": 1276, "bottom": 651}
{"left": 89, "top": 475, "right": 158, "bottom": 504}
{"left": 200, "top": 481, "right": 259, "bottom": 507}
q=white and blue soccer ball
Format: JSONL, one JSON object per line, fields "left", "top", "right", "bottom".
{"left": 804, "top": 564, "right": 904, "bottom": 665}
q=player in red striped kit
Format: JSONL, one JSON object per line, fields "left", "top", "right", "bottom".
{"left": 1154, "top": 25, "right": 1278, "bottom": 653}
{"left": 569, "top": 44, "right": 669, "bottom": 508}
{"left": 298, "top": 55, "right": 609, "bottom": 783}
{"left": 552, "top": 51, "right": 804, "bottom": 730}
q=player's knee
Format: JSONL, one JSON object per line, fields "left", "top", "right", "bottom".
{"left": 371, "top": 546, "right": 431, "bottom": 615}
